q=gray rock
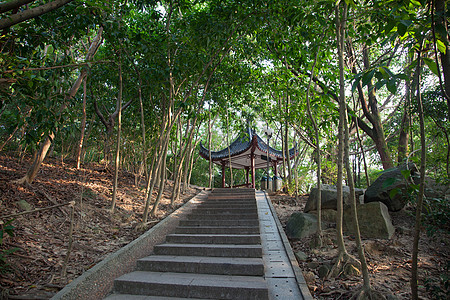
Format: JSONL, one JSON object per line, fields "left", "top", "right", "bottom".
{"left": 295, "top": 251, "right": 308, "bottom": 261}
{"left": 344, "top": 202, "right": 395, "bottom": 239}
{"left": 305, "top": 184, "right": 365, "bottom": 213}
{"left": 17, "top": 200, "right": 33, "bottom": 212}
{"left": 364, "top": 163, "right": 417, "bottom": 211}
{"left": 318, "top": 264, "right": 330, "bottom": 279}
{"left": 307, "top": 261, "right": 320, "bottom": 269}
{"left": 285, "top": 212, "right": 325, "bottom": 239}
{"left": 309, "top": 209, "right": 337, "bottom": 223}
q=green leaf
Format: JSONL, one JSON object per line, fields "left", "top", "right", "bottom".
{"left": 385, "top": 20, "right": 396, "bottom": 34}
{"left": 397, "top": 23, "right": 407, "bottom": 37}
{"left": 386, "top": 78, "right": 397, "bottom": 94}
{"left": 401, "top": 169, "right": 411, "bottom": 180}
{"left": 436, "top": 39, "right": 446, "bottom": 55}
{"left": 362, "top": 69, "right": 375, "bottom": 86}
{"left": 423, "top": 57, "right": 439, "bottom": 76}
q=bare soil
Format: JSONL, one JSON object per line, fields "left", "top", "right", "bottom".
{"left": 0, "top": 154, "right": 201, "bottom": 299}
{"left": 270, "top": 192, "right": 449, "bottom": 300}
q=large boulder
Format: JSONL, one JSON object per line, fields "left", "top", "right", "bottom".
{"left": 286, "top": 212, "right": 325, "bottom": 239}
{"left": 343, "top": 202, "right": 395, "bottom": 239}
{"left": 364, "top": 163, "right": 417, "bottom": 211}
{"left": 308, "top": 209, "right": 337, "bottom": 223}
{"left": 305, "top": 184, "right": 365, "bottom": 213}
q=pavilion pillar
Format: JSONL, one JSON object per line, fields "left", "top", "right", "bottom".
{"left": 245, "top": 167, "right": 249, "bottom": 187}
{"left": 221, "top": 162, "right": 226, "bottom": 188}
{"left": 274, "top": 161, "right": 278, "bottom": 178}
{"left": 250, "top": 153, "right": 255, "bottom": 188}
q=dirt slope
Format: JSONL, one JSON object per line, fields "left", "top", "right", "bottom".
{"left": 0, "top": 154, "right": 201, "bottom": 299}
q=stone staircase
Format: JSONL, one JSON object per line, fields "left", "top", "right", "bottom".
{"left": 105, "top": 188, "right": 269, "bottom": 300}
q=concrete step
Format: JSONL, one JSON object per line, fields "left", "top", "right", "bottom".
{"left": 206, "top": 197, "right": 255, "bottom": 201}
{"left": 105, "top": 295, "right": 208, "bottom": 300}
{"left": 175, "top": 226, "right": 259, "bottom": 234}
{"left": 113, "top": 271, "right": 268, "bottom": 299}
{"left": 197, "top": 203, "right": 257, "bottom": 209}
{"left": 186, "top": 213, "right": 259, "bottom": 220}
{"left": 211, "top": 188, "right": 254, "bottom": 193}
{"left": 153, "top": 243, "right": 262, "bottom": 257}
{"left": 165, "top": 233, "right": 260, "bottom": 244}
{"left": 136, "top": 255, "right": 265, "bottom": 276}
{"left": 179, "top": 219, "right": 259, "bottom": 227}
{"left": 193, "top": 207, "right": 257, "bottom": 215}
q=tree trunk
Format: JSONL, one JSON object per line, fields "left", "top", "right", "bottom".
{"left": 305, "top": 46, "right": 322, "bottom": 247}
{"left": 208, "top": 106, "right": 213, "bottom": 188}
{"left": 226, "top": 107, "right": 233, "bottom": 188}
{"left": 150, "top": 142, "right": 168, "bottom": 217}
{"left": 346, "top": 41, "right": 394, "bottom": 170}
{"left": 435, "top": 0, "right": 450, "bottom": 120}
{"left": 411, "top": 47, "right": 426, "bottom": 300}
{"left": 76, "top": 76, "right": 87, "bottom": 169}
{"left": 0, "top": 0, "right": 35, "bottom": 14}
{"left": 362, "top": 47, "right": 394, "bottom": 169}
{"left": 142, "top": 123, "right": 168, "bottom": 223}
{"left": 111, "top": 59, "right": 123, "bottom": 212}
{"left": 344, "top": 98, "right": 371, "bottom": 293}
{"left": 0, "top": 0, "right": 75, "bottom": 30}
{"left": 285, "top": 94, "right": 292, "bottom": 186}
{"left": 335, "top": 1, "right": 348, "bottom": 257}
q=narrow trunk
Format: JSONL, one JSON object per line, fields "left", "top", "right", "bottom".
{"left": 344, "top": 102, "right": 371, "bottom": 292}
{"left": 142, "top": 125, "right": 168, "bottom": 223}
{"left": 138, "top": 75, "right": 148, "bottom": 182}
{"left": 335, "top": 1, "right": 348, "bottom": 256}
{"left": 411, "top": 48, "right": 426, "bottom": 300}
{"left": 305, "top": 47, "right": 322, "bottom": 247}
{"left": 435, "top": 0, "right": 450, "bottom": 120}
{"left": 76, "top": 77, "right": 88, "bottom": 169}
{"left": 208, "top": 106, "right": 213, "bottom": 188}
{"left": 356, "top": 121, "right": 370, "bottom": 187}
{"left": 150, "top": 143, "right": 168, "bottom": 217}
{"left": 398, "top": 55, "right": 412, "bottom": 164}
{"left": 285, "top": 95, "right": 292, "bottom": 186}
{"left": 15, "top": 133, "right": 55, "bottom": 184}
{"left": 226, "top": 108, "right": 233, "bottom": 188}
{"left": 111, "top": 60, "right": 123, "bottom": 212}
{"left": 182, "top": 141, "right": 193, "bottom": 193}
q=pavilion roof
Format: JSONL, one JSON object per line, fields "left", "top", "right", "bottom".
{"left": 199, "top": 128, "right": 297, "bottom": 170}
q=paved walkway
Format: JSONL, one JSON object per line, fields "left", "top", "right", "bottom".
{"left": 256, "top": 191, "right": 312, "bottom": 299}
{"left": 102, "top": 189, "right": 311, "bottom": 300}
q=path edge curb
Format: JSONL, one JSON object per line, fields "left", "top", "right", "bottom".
{"left": 263, "top": 191, "right": 314, "bottom": 300}
{"left": 51, "top": 189, "right": 210, "bottom": 300}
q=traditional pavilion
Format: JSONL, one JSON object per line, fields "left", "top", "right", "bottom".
{"left": 199, "top": 128, "right": 297, "bottom": 188}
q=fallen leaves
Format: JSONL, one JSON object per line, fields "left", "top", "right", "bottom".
{"left": 0, "top": 154, "right": 200, "bottom": 298}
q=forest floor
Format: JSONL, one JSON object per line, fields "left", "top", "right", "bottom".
{"left": 0, "top": 154, "right": 202, "bottom": 299}
{"left": 270, "top": 192, "right": 449, "bottom": 300}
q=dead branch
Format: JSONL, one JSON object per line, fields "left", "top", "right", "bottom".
{"left": 0, "top": 201, "right": 75, "bottom": 219}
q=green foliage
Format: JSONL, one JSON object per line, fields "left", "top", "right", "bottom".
{"left": 0, "top": 220, "right": 18, "bottom": 274}
{"left": 423, "top": 197, "right": 450, "bottom": 236}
